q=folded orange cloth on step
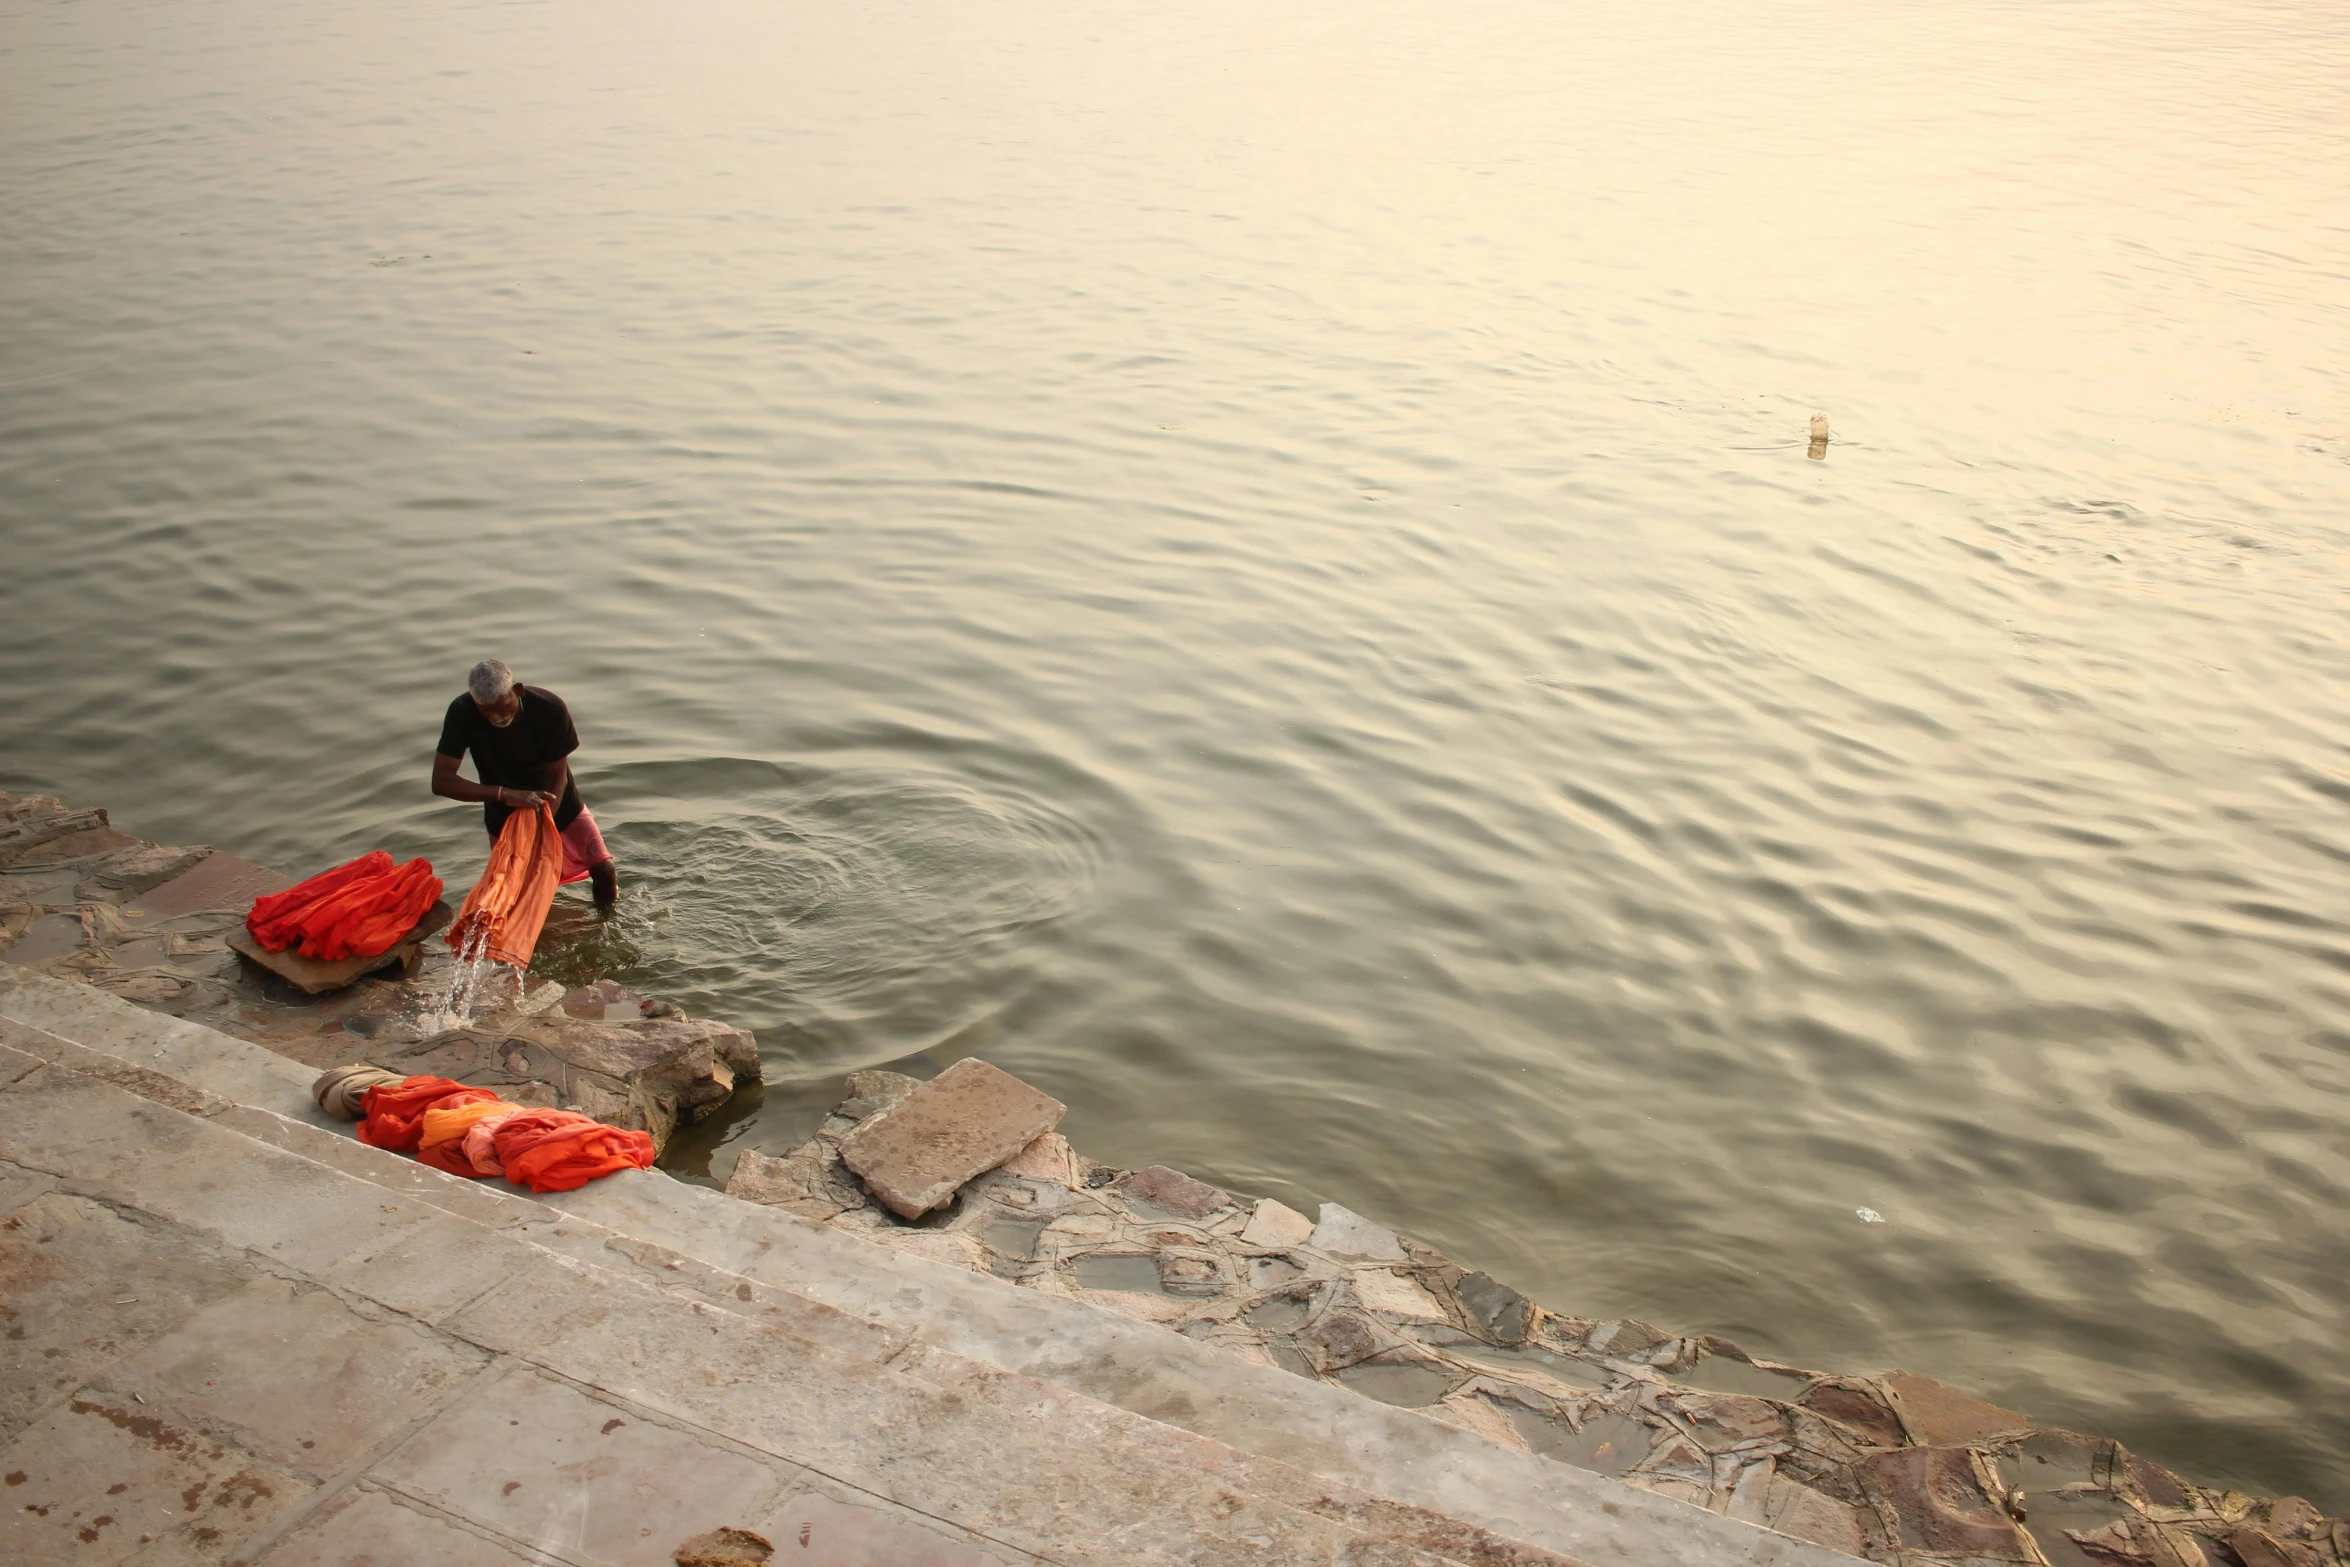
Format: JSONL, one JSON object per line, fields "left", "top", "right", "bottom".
{"left": 447, "top": 804, "right": 563, "bottom": 969}
{"left": 491, "top": 1107, "right": 657, "bottom": 1192}
{"left": 357, "top": 1076, "right": 497, "bottom": 1152}
{"left": 416, "top": 1099, "right": 522, "bottom": 1177}
{"left": 246, "top": 850, "right": 443, "bottom": 962}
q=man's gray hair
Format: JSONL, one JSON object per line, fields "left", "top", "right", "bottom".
{"left": 468, "top": 660, "right": 517, "bottom": 704}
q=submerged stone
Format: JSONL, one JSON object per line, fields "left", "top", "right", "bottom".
{"left": 838, "top": 1068, "right": 919, "bottom": 1121}
{"left": 1883, "top": 1370, "right": 2029, "bottom": 1446}
{"left": 1456, "top": 1270, "right": 1532, "bottom": 1345}
{"left": 1802, "top": 1378, "right": 1908, "bottom": 1449}
{"left": 1863, "top": 1445, "right": 2039, "bottom": 1562}
{"left": 1332, "top": 1358, "right": 1455, "bottom": 1409}
{"left": 1351, "top": 1266, "right": 1446, "bottom": 1322}
{"left": 1113, "top": 1164, "right": 1230, "bottom": 1219}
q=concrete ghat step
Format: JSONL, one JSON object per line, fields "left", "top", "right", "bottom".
{"left": 0, "top": 1027, "right": 1570, "bottom": 1567}
{"left": 0, "top": 968, "right": 1851, "bottom": 1567}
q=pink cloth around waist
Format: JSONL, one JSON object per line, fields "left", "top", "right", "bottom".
{"left": 558, "top": 808, "right": 610, "bottom": 884}
{"left": 486, "top": 808, "right": 609, "bottom": 885}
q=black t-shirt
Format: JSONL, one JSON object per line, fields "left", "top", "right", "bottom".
{"left": 436, "top": 685, "right": 585, "bottom": 834}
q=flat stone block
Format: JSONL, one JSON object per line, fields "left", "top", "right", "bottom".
{"left": 258, "top": 1486, "right": 541, "bottom": 1566}
{"left": 1308, "top": 1204, "right": 1406, "bottom": 1261}
{"left": 0, "top": 1388, "right": 312, "bottom": 1565}
{"left": 74, "top": 844, "right": 212, "bottom": 900}
{"left": 0, "top": 1191, "right": 257, "bottom": 1442}
{"left": 996, "top": 1132, "right": 1081, "bottom": 1188}
{"left": 1765, "top": 1474, "right": 1871, "bottom": 1557}
{"left": 124, "top": 852, "right": 290, "bottom": 921}
{"left": 746, "top": 1489, "right": 1013, "bottom": 1566}
{"left": 837, "top": 1059, "right": 1064, "bottom": 1220}
{"left": 1881, "top": 1371, "right": 2028, "bottom": 1446}
{"left": 111, "top": 1275, "right": 488, "bottom": 1476}
{"left": 1862, "top": 1444, "right": 2036, "bottom": 1560}
{"left": 8, "top": 824, "right": 140, "bottom": 867}
{"left": 225, "top": 899, "right": 449, "bottom": 996}
{"left": 375, "top": 1366, "right": 791, "bottom": 1563}
{"left": 1351, "top": 1268, "right": 1446, "bottom": 1322}
{"left": 2, "top": 912, "right": 87, "bottom": 967}
{"left": 1112, "top": 1164, "right": 1229, "bottom": 1219}
{"left": 1240, "top": 1198, "right": 1313, "bottom": 1249}
{"left": 1456, "top": 1272, "right": 1532, "bottom": 1346}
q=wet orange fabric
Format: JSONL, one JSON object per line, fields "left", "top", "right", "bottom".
{"left": 248, "top": 852, "right": 391, "bottom": 947}
{"left": 246, "top": 850, "right": 442, "bottom": 962}
{"left": 447, "top": 803, "right": 564, "bottom": 969}
{"left": 298, "top": 858, "right": 442, "bottom": 961}
{"left": 491, "top": 1107, "right": 657, "bottom": 1192}
{"left": 357, "top": 1076, "right": 497, "bottom": 1152}
{"left": 460, "top": 1110, "right": 524, "bottom": 1177}
{"left": 416, "top": 1099, "right": 522, "bottom": 1177}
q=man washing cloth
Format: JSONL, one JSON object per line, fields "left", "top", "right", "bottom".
{"left": 431, "top": 660, "right": 619, "bottom": 906}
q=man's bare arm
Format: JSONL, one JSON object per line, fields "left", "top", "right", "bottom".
{"left": 432, "top": 752, "right": 555, "bottom": 811}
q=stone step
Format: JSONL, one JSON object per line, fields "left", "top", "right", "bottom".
{"left": 0, "top": 965, "right": 1848, "bottom": 1567}
{"left": 1, "top": 1018, "right": 1562, "bottom": 1567}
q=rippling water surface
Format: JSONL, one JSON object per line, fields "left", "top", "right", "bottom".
{"left": 5, "top": 0, "right": 2348, "bottom": 1502}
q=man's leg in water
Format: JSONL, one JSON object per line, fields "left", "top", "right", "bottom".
{"left": 557, "top": 809, "right": 619, "bottom": 907}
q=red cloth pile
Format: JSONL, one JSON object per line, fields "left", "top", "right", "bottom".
{"left": 246, "top": 850, "right": 443, "bottom": 962}
{"left": 354, "top": 1074, "right": 656, "bottom": 1193}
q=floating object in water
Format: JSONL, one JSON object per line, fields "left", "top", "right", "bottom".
{"left": 1856, "top": 1207, "right": 1885, "bottom": 1223}
{"left": 1808, "top": 413, "right": 1831, "bottom": 460}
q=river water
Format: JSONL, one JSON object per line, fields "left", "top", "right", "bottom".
{"left": 4, "top": 0, "right": 2347, "bottom": 1503}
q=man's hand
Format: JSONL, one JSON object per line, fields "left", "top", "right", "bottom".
{"left": 500, "top": 787, "right": 558, "bottom": 811}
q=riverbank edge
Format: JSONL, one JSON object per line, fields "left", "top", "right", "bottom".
{"left": 3, "top": 789, "right": 2344, "bottom": 1567}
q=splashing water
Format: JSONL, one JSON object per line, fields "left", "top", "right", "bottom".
{"left": 413, "top": 926, "right": 501, "bottom": 1035}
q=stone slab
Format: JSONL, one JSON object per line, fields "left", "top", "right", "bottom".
{"left": 258, "top": 1487, "right": 544, "bottom": 1567}
{"left": 74, "top": 843, "right": 212, "bottom": 900}
{"left": 2, "top": 911, "right": 87, "bottom": 966}
{"left": 747, "top": 1489, "right": 1015, "bottom": 1566}
{"left": 109, "top": 1274, "right": 489, "bottom": 1476}
{"left": 7, "top": 824, "right": 140, "bottom": 868}
{"left": 0, "top": 1386, "right": 313, "bottom": 1565}
{"left": 996, "top": 1131, "right": 1082, "bottom": 1188}
{"left": 837, "top": 1059, "right": 1065, "bottom": 1219}
{"left": 375, "top": 1366, "right": 795, "bottom": 1561}
{"left": 1308, "top": 1203, "right": 1407, "bottom": 1260}
{"left": 1352, "top": 1267, "right": 1448, "bottom": 1322}
{"left": 2, "top": 974, "right": 1878, "bottom": 1567}
{"left": 1241, "top": 1198, "right": 1315, "bottom": 1249}
{"left": 1881, "top": 1372, "right": 2029, "bottom": 1447}
{"left": 1113, "top": 1164, "right": 1231, "bottom": 1219}
{"left": 225, "top": 899, "right": 451, "bottom": 995}
{"left": 0, "top": 1190, "right": 261, "bottom": 1443}
{"left": 123, "top": 852, "right": 291, "bottom": 921}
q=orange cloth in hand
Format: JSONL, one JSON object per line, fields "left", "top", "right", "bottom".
{"left": 447, "top": 804, "right": 564, "bottom": 969}
{"left": 416, "top": 1099, "right": 521, "bottom": 1177}
{"left": 491, "top": 1107, "right": 657, "bottom": 1192}
{"left": 357, "top": 1076, "right": 497, "bottom": 1152}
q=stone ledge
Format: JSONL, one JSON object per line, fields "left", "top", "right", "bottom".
{"left": 0, "top": 789, "right": 760, "bottom": 1153}
{"left": 0, "top": 965, "right": 1860, "bottom": 1567}
{"left": 728, "top": 1070, "right": 2350, "bottom": 1567}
